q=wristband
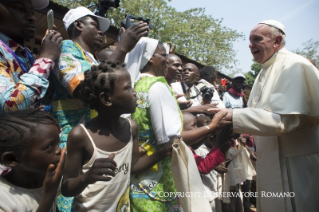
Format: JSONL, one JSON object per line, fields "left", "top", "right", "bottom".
{"left": 204, "top": 125, "right": 211, "bottom": 134}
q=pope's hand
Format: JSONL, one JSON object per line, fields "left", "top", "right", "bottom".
{"left": 207, "top": 108, "right": 233, "bottom": 121}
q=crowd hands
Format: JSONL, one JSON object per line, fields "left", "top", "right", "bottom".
{"left": 0, "top": 2, "right": 257, "bottom": 212}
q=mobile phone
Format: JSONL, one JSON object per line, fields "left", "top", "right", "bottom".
{"left": 223, "top": 159, "right": 232, "bottom": 168}
{"left": 47, "top": 10, "right": 54, "bottom": 30}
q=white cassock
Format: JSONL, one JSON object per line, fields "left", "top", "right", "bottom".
{"left": 233, "top": 48, "right": 319, "bottom": 212}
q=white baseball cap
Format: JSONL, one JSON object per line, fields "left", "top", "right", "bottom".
{"left": 259, "top": 20, "right": 286, "bottom": 35}
{"left": 63, "top": 7, "right": 110, "bottom": 32}
{"left": 31, "top": 0, "right": 49, "bottom": 9}
{"left": 233, "top": 73, "right": 246, "bottom": 80}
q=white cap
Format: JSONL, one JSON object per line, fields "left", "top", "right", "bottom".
{"left": 63, "top": 7, "right": 110, "bottom": 32}
{"left": 259, "top": 20, "right": 286, "bottom": 35}
{"left": 233, "top": 73, "right": 246, "bottom": 80}
{"left": 31, "top": 0, "right": 49, "bottom": 9}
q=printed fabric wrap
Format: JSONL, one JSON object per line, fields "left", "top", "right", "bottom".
{"left": 130, "top": 75, "right": 184, "bottom": 212}
{"left": 52, "top": 40, "right": 93, "bottom": 212}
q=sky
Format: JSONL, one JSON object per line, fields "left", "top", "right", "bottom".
{"left": 166, "top": 0, "right": 319, "bottom": 74}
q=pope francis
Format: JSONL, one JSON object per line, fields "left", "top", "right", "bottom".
{"left": 210, "top": 20, "right": 319, "bottom": 212}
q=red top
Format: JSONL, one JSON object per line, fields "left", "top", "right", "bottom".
{"left": 190, "top": 146, "right": 225, "bottom": 174}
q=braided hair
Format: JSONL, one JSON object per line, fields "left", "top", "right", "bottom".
{"left": 0, "top": 108, "right": 60, "bottom": 156}
{"left": 78, "top": 61, "right": 126, "bottom": 110}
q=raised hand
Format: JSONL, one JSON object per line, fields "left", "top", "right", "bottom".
{"left": 43, "top": 147, "right": 66, "bottom": 195}
{"left": 82, "top": 153, "right": 117, "bottom": 184}
{"left": 208, "top": 111, "right": 232, "bottom": 131}
{"left": 39, "top": 29, "right": 62, "bottom": 61}
{"left": 207, "top": 108, "right": 233, "bottom": 121}
{"left": 117, "top": 22, "right": 149, "bottom": 54}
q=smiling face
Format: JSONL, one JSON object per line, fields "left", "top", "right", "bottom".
{"left": 78, "top": 16, "right": 103, "bottom": 50}
{"left": 249, "top": 24, "right": 282, "bottom": 64}
{"left": 166, "top": 54, "right": 183, "bottom": 80}
{"left": 19, "top": 124, "right": 61, "bottom": 173}
{"left": 0, "top": 0, "right": 37, "bottom": 42}
{"left": 151, "top": 43, "right": 168, "bottom": 77}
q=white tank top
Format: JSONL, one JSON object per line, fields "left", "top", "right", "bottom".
{"left": 73, "top": 121, "right": 133, "bottom": 212}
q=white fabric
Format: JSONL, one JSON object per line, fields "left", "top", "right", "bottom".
{"left": 223, "top": 92, "right": 243, "bottom": 109}
{"left": 63, "top": 7, "right": 110, "bottom": 32}
{"left": 218, "top": 145, "right": 256, "bottom": 204}
{"left": 171, "top": 81, "right": 225, "bottom": 108}
{"left": 195, "top": 145, "right": 220, "bottom": 202}
{"left": 31, "top": 0, "right": 49, "bottom": 9}
{"left": 233, "top": 47, "right": 319, "bottom": 212}
{"left": 148, "top": 75, "right": 181, "bottom": 144}
{"left": 259, "top": 20, "right": 286, "bottom": 34}
{"left": 171, "top": 138, "right": 211, "bottom": 212}
{"left": 233, "top": 73, "right": 245, "bottom": 80}
{"left": 73, "top": 124, "right": 133, "bottom": 212}
{"left": 125, "top": 37, "right": 159, "bottom": 86}
{"left": 0, "top": 177, "right": 56, "bottom": 211}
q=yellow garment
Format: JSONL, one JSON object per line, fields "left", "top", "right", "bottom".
{"left": 233, "top": 48, "right": 319, "bottom": 212}
{"left": 52, "top": 99, "right": 98, "bottom": 119}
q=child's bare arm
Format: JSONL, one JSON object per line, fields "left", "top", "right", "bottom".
{"left": 37, "top": 148, "right": 66, "bottom": 212}
{"left": 61, "top": 126, "right": 117, "bottom": 197}
{"left": 130, "top": 120, "right": 178, "bottom": 175}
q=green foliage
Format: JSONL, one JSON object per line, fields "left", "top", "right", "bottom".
{"left": 293, "top": 38, "right": 319, "bottom": 66}
{"left": 53, "top": 0, "right": 244, "bottom": 72}
{"left": 53, "top": 0, "right": 95, "bottom": 8}
{"left": 244, "top": 60, "right": 262, "bottom": 86}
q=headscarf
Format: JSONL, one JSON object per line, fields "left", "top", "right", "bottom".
{"left": 125, "top": 37, "right": 159, "bottom": 86}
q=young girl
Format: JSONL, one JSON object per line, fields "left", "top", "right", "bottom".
{"left": 0, "top": 109, "right": 65, "bottom": 211}
{"left": 61, "top": 61, "right": 175, "bottom": 211}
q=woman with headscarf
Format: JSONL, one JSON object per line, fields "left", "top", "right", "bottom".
{"left": 127, "top": 37, "right": 231, "bottom": 212}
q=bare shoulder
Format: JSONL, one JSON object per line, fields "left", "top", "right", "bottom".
{"left": 129, "top": 119, "right": 138, "bottom": 138}
{"left": 67, "top": 125, "right": 88, "bottom": 148}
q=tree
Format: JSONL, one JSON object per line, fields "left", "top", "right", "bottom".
{"left": 53, "top": 0, "right": 244, "bottom": 72}
{"left": 293, "top": 38, "right": 319, "bottom": 66}
{"left": 53, "top": 0, "right": 94, "bottom": 8}
{"left": 244, "top": 60, "right": 262, "bottom": 86}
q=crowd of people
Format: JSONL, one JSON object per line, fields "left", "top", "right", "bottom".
{"left": 0, "top": 0, "right": 318, "bottom": 212}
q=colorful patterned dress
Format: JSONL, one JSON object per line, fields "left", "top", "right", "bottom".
{"left": 52, "top": 40, "right": 98, "bottom": 212}
{"left": 131, "top": 75, "right": 184, "bottom": 212}
{"left": 0, "top": 32, "right": 54, "bottom": 113}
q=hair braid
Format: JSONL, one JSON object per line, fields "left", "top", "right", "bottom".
{"left": 78, "top": 61, "right": 126, "bottom": 110}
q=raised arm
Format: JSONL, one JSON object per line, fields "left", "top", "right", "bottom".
{"left": 0, "top": 31, "right": 62, "bottom": 112}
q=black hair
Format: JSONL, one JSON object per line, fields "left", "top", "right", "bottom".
{"left": 97, "top": 48, "right": 114, "bottom": 62}
{"left": 78, "top": 61, "right": 126, "bottom": 110}
{"left": 200, "top": 66, "right": 217, "bottom": 83}
{"left": 0, "top": 108, "right": 60, "bottom": 156}
{"left": 67, "top": 16, "right": 91, "bottom": 39}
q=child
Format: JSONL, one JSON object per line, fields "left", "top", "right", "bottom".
{"left": 98, "top": 48, "right": 114, "bottom": 63}
{"left": 0, "top": 109, "right": 66, "bottom": 211}
{"left": 182, "top": 112, "right": 230, "bottom": 174}
{"left": 195, "top": 114, "right": 229, "bottom": 212}
{"left": 61, "top": 61, "right": 175, "bottom": 211}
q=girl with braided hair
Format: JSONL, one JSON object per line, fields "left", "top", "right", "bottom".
{"left": 61, "top": 61, "right": 176, "bottom": 211}
{"left": 0, "top": 108, "right": 66, "bottom": 211}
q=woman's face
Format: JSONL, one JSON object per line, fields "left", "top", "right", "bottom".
{"left": 151, "top": 43, "right": 168, "bottom": 77}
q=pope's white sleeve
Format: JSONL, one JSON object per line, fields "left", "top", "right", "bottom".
{"left": 149, "top": 82, "right": 182, "bottom": 144}
{"left": 233, "top": 108, "right": 308, "bottom": 136}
